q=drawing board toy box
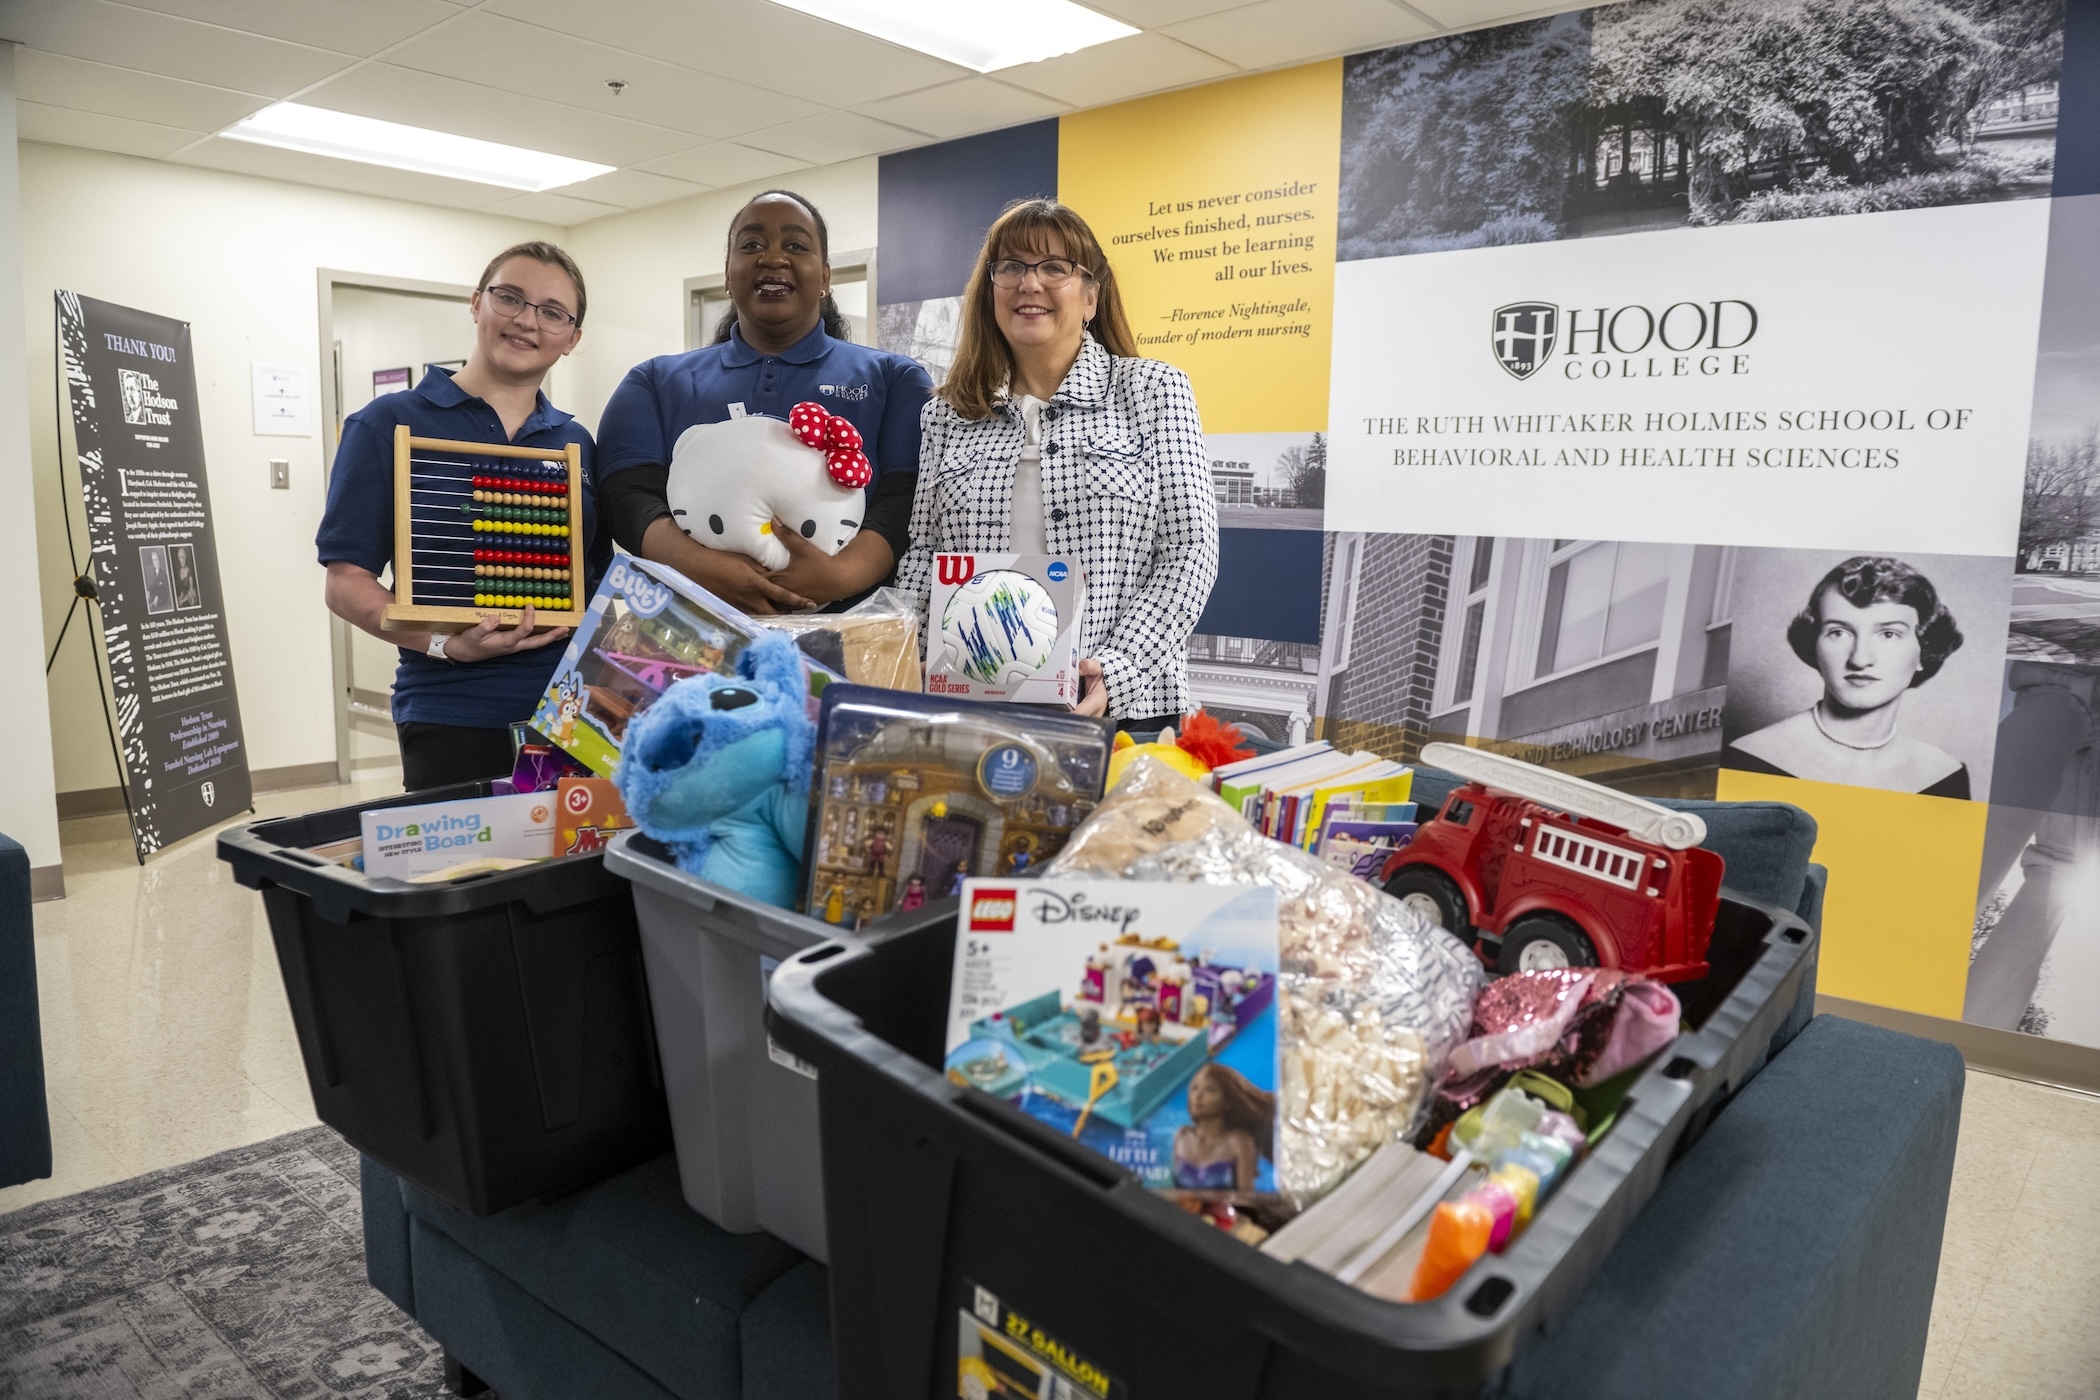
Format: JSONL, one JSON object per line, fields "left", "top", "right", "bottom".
{"left": 802, "top": 686, "right": 1113, "bottom": 922}
{"left": 945, "top": 877, "right": 1279, "bottom": 1194}
{"left": 926, "top": 553, "right": 1085, "bottom": 705}
{"left": 529, "top": 551, "right": 833, "bottom": 776}
{"left": 359, "top": 790, "right": 557, "bottom": 879}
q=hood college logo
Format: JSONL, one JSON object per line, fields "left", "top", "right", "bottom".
{"left": 1491, "top": 302, "right": 1559, "bottom": 380}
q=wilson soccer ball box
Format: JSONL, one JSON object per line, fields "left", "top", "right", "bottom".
{"left": 927, "top": 553, "right": 1085, "bottom": 705}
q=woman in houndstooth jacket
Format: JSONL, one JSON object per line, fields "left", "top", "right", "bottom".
{"left": 895, "top": 199, "right": 1219, "bottom": 729}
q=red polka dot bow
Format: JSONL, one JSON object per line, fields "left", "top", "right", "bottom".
{"left": 788, "top": 401, "right": 872, "bottom": 488}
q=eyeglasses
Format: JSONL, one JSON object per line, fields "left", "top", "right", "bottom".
{"left": 987, "top": 257, "right": 1090, "bottom": 289}
{"left": 483, "top": 284, "right": 579, "bottom": 331}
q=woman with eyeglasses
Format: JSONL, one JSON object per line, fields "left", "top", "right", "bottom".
{"left": 895, "top": 199, "right": 1219, "bottom": 727}
{"left": 596, "top": 189, "right": 933, "bottom": 614}
{"left": 317, "top": 241, "right": 608, "bottom": 789}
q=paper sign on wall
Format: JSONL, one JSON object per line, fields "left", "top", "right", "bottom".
{"left": 252, "top": 360, "right": 311, "bottom": 436}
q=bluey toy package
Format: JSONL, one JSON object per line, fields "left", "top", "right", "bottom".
{"left": 360, "top": 791, "right": 557, "bottom": 879}
{"left": 529, "top": 552, "right": 762, "bottom": 776}
{"left": 802, "top": 686, "right": 1113, "bottom": 922}
{"left": 944, "top": 877, "right": 1280, "bottom": 1196}
{"left": 926, "top": 553, "right": 1086, "bottom": 705}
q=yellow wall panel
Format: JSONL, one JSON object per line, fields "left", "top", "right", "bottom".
{"left": 1716, "top": 770, "right": 1987, "bottom": 1018}
{"left": 1058, "top": 62, "right": 1342, "bottom": 434}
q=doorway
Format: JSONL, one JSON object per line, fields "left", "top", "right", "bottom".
{"left": 318, "top": 271, "right": 513, "bottom": 782}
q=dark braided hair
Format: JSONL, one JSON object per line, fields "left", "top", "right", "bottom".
{"left": 1786, "top": 556, "right": 1963, "bottom": 686}
{"left": 712, "top": 188, "right": 852, "bottom": 344}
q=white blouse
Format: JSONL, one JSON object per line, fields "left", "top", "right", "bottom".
{"left": 1010, "top": 393, "right": 1048, "bottom": 555}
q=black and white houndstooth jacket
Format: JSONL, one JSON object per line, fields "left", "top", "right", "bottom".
{"left": 895, "top": 333, "right": 1220, "bottom": 721}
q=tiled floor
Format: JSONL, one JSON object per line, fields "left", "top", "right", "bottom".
{"left": 0, "top": 772, "right": 404, "bottom": 1213}
{"left": 6, "top": 777, "right": 2100, "bottom": 1396}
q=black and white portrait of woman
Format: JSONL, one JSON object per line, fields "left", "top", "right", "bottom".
{"left": 1721, "top": 551, "right": 2010, "bottom": 800}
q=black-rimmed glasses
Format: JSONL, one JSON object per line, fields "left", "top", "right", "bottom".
{"left": 987, "top": 257, "right": 1090, "bottom": 289}
{"left": 483, "top": 284, "right": 579, "bottom": 331}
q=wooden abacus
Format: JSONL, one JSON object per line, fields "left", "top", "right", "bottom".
{"left": 381, "top": 425, "right": 586, "bottom": 632}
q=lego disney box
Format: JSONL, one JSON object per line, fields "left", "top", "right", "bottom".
{"left": 943, "top": 877, "right": 1279, "bottom": 1195}
{"left": 926, "top": 553, "right": 1085, "bottom": 706}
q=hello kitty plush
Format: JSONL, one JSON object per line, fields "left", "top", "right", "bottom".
{"left": 664, "top": 402, "right": 873, "bottom": 572}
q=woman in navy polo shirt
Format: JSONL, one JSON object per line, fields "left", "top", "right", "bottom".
{"left": 317, "top": 241, "right": 606, "bottom": 790}
{"left": 597, "top": 189, "right": 932, "bottom": 613}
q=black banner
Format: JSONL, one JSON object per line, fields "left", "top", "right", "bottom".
{"left": 58, "top": 291, "right": 250, "bottom": 857}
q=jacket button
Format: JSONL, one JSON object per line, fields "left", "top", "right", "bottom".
{"left": 1046, "top": 442, "right": 1060, "bottom": 455}
{"left": 1050, "top": 508, "right": 1068, "bottom": 521}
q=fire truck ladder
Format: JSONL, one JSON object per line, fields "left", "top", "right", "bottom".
{"left": 1418, "top": 742, "right": 1708, "bottom": 851}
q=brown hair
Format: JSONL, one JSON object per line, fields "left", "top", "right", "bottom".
{"left": 1188, "top": 1063, "right": 1275, "bottom": 1161}
{"left": 937, "top": 199, "right": 1137, "bottom": 422}
{"left": 477, "top": 241, "right": 587, "bottom": 327}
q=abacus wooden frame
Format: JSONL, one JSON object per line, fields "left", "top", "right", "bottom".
{"left": 380, "top": 425, "right": 585, "bottom": 633}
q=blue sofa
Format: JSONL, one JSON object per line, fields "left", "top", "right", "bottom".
{"left": 0, "top": 832, "right": 52, "bottom": 1190}
{"left": 359, "top": 790, "right": 1966, "bottom": 1400}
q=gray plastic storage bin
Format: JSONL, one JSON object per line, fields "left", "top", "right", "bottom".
{"left": 606, "top": 828, "right": 947, "bottom": 1260}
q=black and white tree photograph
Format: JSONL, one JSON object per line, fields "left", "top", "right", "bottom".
{"left": 1339, "top": 0, "right": 2063, "bottom": 258}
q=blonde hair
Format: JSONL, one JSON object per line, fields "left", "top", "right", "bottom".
{"left": 937, "top": 199, "right": 1136, "bottom": 422}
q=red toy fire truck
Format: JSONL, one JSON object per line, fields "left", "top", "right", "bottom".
{"left": 1379, "top": 743, "right": 1724, "bottom": 983}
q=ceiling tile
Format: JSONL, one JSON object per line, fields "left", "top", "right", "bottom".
{"left": 485, "top": 0, "right": 972, "bottom": 108}
{"left": 998, "top": 31, "right": 1238, "bottom": 108}
{"left": 382, "top": 11, "right": 823, "bottom": 140}
{"left": 737, "top": 111, "right": 928, "bottom": 165}
{"left": 170, "top": 134, "right": 528, "bottom": 212}
{"left": 0, "top": 0, "right": 352, "bottom": 96}
{"left": 555, "top": 167, "right": 712, "bottom": 211}
{"left": 15, "top": 49, "right": 269, "bottom": 131}
{"left": 1167, "top": 0, "right": 1436, "bottom": 68}
{"left": 852, "top": 78, "right": 1067, "bottom": 142}
{"left": 1079, "top": 0, "right": 1250, "bottom": 23}
{"left": 479, "top": 190, "right": 628, "bottom": 225}
{"left": 106, "top": 0, "right": 462, "bottom": 58}
{"left": 1400, "top": 0, "right": 1587, "bottom": 28}
{"left": 297, "top": 63, "right": 698, "bottom": 167}
{"left": 634, "top": 141, "right": 812, "bottom": 189}
{"left": 16, "top": 101, "right": 203, "bottom": 159}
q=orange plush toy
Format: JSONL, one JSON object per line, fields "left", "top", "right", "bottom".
{"left": 1105, "top": 710, "right": 1257, "bottom": 789}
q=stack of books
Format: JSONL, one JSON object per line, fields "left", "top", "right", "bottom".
{"left": 1207, "top": 742, "right": 1420, "bottom": 877}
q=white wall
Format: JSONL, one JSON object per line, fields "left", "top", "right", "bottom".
{"left": 0, "top": 52, "right": 61, "bottom": 872}
{"left": 562, "top": 158, "right": 878, "bottom": 428}
{"left": 22, "top": 142, "right": 558, "bottom": 793}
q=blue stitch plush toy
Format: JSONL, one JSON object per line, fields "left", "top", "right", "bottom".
{"left": 615, "top": 630, "right": 814, "bottom": 907}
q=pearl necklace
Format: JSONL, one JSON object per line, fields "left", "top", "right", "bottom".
{"left": 1809, "top": 700, "right": 1897, "bottom": 751}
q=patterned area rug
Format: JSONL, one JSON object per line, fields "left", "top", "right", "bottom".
{"left": 0, "top": 1127, "right": 459, "bottom": 1399}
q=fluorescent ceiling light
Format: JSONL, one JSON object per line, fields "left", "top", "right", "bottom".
{"left": 769, "top": 0, "right": 1138, "bottom": 72}
{"left": 222, "top": 103, "right": 613, "bottom": 192}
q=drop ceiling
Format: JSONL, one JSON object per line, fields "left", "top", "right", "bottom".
{"left": 1, "top": 0, "right": 1581, "bottom": 225}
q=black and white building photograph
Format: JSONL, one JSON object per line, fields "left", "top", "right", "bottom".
{"left": 1338, "top": 0, "right": 2062, "bottom": 259}
{"left": 1315, "top": 532, "right": 1733, "bottom": 795}
{"left": 1719, "top": 547, "right": 2010, "bottom": 800}
{"left": 2012, "top": 193, "right": 2100, "bottom": 661}
{"left": 1203, "top": 432, "right": 1325, "bottom": 528}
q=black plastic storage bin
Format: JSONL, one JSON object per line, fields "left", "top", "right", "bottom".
{"left": 767, "top": 888, "right": 1816, "bottom": 1399}
{"left": 218, "top": 782, "right": 671, "bottom": 1216}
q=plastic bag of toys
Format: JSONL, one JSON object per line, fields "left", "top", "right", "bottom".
{"left": 760, "top": 588, "right": 923, "bottom": 692}
{"left": 1044, "top": 754, "right": 1486, "bottom": 1207}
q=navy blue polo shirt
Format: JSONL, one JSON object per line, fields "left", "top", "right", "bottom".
{"left": 596, "top": 321, "right": 932, "bottom": 487}
{"left": 316, "top": 368, "right": 605, "bottom": 729}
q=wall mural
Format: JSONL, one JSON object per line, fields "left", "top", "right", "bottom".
{"left": 876, "top": 0, "right": 2099, "bottom": 1051}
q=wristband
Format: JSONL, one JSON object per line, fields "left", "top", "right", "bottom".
{"left": 427, "top": 633, "right": 451, "bottom": 662}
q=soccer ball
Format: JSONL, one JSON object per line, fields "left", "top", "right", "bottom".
{"left": 938, "top": 568, "right": 1060, "bottom": 689}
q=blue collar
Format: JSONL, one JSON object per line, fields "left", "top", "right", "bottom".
{"left": 414, "top": 365, "right": 573, "bottom": 430}
{"left": 718, "top": 320, "right": 833, "bottom": 368}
